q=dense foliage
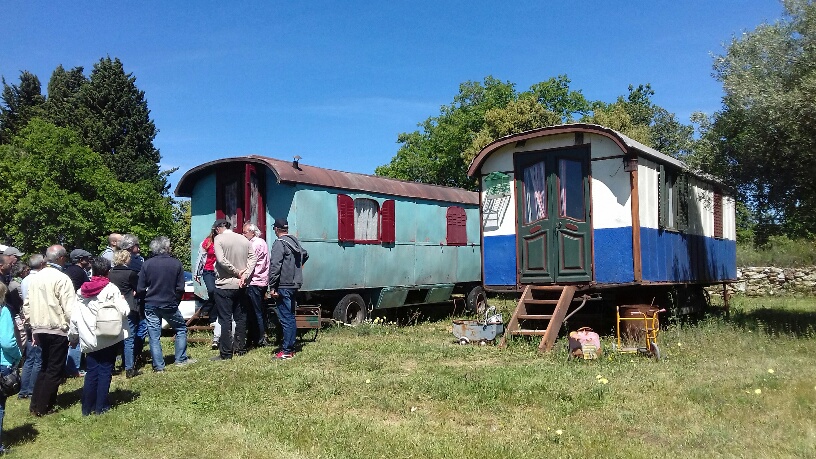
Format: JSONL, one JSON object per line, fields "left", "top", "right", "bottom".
{"left": 1, "top": 57, "right": 167, "bottom": 193}
{"left": 0, "top": 119, "right": 174, "bottom": 255}
{"left": 376, "top": 76, "right": 696, "bottom": 192}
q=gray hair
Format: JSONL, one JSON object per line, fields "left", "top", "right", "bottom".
{"left": 45, "top": 245, "right": 67, "bottom": 263}
{"left": 149, "top": 236, "right": 171, "bottom": 255}
{"left": 118, "top": 234, "right": 140, "bottom": 250}
{"left": 244, "top": 223, "right": 261, "bottom": 237}
{"left": 28, "top": 254, "right": 45, "bottom": 269}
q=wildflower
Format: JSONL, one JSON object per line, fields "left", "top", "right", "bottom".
{"left": 596, "top": 374, "right": 602, "bottom": 379}
{"left": 767, "top": 369, "right": 775, "bottom": 374}
{"left": 677, "top": 342, "right": 682, "bottom": 347}
{"left": 599, "top": 378, "right": 609, "bottom": 384}
{"left": 754, "top": 389, "right": 762, "bottom": 394}
{"left": 555, "top": 429, "right": 563, "bottom": 435}
{"left": 365, "top": 379, "right": 370, "bottom": 384}
{"left": 410, "top": 406, "right": 417, "bottom": 412}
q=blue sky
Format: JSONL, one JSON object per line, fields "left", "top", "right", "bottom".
{"left": 1, "top": 1, "right": 785, "bottom": 194}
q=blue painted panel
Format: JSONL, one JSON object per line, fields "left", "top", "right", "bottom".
{"left": 190, "top": 172, "right": 216, "bottom": 258}
{"left": 641, "top": 228, "right": 737, "bottom": 282}
{"left": 594, "top": 227, "right": 634, "bottom": 284}
{"left": 484, "top": 234, "right": 516, "bottom": 286}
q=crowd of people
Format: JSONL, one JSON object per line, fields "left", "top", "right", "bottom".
{"left": 0, "top": 216, "right": 307, "bottom": 454}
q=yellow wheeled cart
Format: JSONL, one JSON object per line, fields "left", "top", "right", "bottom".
{"left": 613, "top": 305, "right": 666, "bottom": 360}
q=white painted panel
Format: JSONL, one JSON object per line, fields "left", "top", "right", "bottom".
{"left": 638, "top": 159, "right": 659, "bottom": 229}
{"left": 591, "top": 159, "right": 631, "bottom": 229}
{"left": 480, "top": 173, "right": 516, "bottom": 237}
{"left": 724, "top": 195, "right": 737, "bottom": 241}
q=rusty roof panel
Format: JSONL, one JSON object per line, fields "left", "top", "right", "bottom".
{"left": 175, "top": 155, "right": 479, "bottom": 205}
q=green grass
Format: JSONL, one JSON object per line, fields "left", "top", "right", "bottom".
{"left": 4, "top": 296, "right": 816, "bottom": 458}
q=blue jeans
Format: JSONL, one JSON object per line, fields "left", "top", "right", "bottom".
{"left": 123, "top": 310, "right": 146, "bottom": 371}
{"left": 0, "top": 366, "right": 10, "bottom": 446}
{"left": 66, "top": 343, "right": 82, "bottom": 375}
{"left": 20, "top": 340, "right": 42, "bottom": 396}
{"left": 82, "top": 344, "right": 118, "bottom": 415}
{"left": 144, "top": 304, "right": 189, "bottom": 371}
{"left": 201, "top": 270, "right": 217, "bottom": 321}
{"left": 246, "top": 285, "right": 267, "bottom": 345}
{"left": 275, "top": 288, "right": 297, "bottom": 354}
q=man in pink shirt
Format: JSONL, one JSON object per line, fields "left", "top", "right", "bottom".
{"left": 242, "top": 223, "right": 270, "bottom": 348}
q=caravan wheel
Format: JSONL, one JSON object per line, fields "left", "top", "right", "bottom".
{"left": 333, "top": 294, "right": 367, "bottom": 325}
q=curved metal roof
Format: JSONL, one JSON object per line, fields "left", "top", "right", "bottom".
{"left": 467, "top": 123, "right": 726, "bottom": 186}
{"left": 175, "top": 155, "right": 479, "bottom": 205}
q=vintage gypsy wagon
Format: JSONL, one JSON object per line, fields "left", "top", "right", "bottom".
{"left": 175, "top": 156, "right": 483, "bottom": 324}
{"left": 467, "top": 124, "right": 737, "bottom": 351}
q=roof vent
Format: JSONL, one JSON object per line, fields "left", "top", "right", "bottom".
{"left": 293, "top": 155, "right": 302, "bottom": 170}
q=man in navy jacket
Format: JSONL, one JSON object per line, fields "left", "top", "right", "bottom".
{"left": 137, "top": 236, "right": 196, "bottom": 372}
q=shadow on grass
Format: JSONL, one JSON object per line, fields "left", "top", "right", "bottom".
{"left": 54, "top": 387, "right": 140, "bottom": 411}
{"left": 3, "top": 422, "right": 38, "bottom": 448}
{"left": 727, "top": 307, "right": 816, "bottom": 338}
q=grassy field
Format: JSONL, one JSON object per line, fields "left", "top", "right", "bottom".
{"left": 3, "top": 295, "right": 816, "bottom": 458}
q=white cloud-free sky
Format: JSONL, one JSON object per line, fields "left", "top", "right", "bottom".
{"left": 1, "top": 1, "right": 785, "bottom": 193}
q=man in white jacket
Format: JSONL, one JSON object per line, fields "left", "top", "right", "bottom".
{"left": 23, "top": 245, "right": 75, "bottom": 417}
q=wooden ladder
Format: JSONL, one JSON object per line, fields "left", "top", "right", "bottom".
{"left": 499, "top": 285, "right": 577, "bottom": 352}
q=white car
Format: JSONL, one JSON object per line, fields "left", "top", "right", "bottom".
{"left": 162, "top": 271, "right": 203, "bottom": 329}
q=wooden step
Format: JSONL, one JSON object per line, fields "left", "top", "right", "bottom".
{"left": 524, "top": 299, "right": 559, "bottom": 305}
{"left": 529, "top": 286, "right": 567, "bottom": 292}
{"left": 509, "top": 329, "right": 548, "bottom": 336}
{"left": 517, "top": 314, "right": 553, "bottom": 320}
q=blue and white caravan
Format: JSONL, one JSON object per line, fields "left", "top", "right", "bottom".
{"left": 467, "top": 124, "right": 737, "bottom": 350}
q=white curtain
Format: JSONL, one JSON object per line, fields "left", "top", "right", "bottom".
{"left": 354, "top": 199, "right": 379, "bottom": 240}
{"left": 523, "top": 162, "right": 547, "bottom": 223}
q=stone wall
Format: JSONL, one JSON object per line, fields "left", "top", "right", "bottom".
{"left": 725, "top": 267, "right": 816, "bottom": 296}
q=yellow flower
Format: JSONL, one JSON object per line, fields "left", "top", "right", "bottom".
{"left": 767, "top": 369, "right": 775, "bottom": 374}
{"left": 365, "top": 379, "right": 371, "bottom": 384}
{"left": 754, "top": 389, "right": 762, "bottom": 394}
{"left": 677, "top": 342, "right": 682, "bottom": 347}
{"left": 599, "top": 378, "right": 609, "bottom": 384}
{"left": 555, "top": 429, "right": 563, "bottom": 435}
{"left": 596, "top": 374, "right": 602, "bottom": 379}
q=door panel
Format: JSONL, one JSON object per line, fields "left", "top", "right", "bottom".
{"left": 515, "top": 157, "right": 554, "bottom": 284}
{"left": 514, "top": 148, "right": 592, "bottom": 285}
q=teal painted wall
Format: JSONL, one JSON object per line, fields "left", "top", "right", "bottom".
{"left": 190, "top": 172, "right": 217, "bottom": 260}
{"left": 263, "top": 182, "right": 481, "bottom": 292}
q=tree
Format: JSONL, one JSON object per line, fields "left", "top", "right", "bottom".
{"left": 71, "top": 57, "right": 166, "bottom": 193}
{"left": 45, "top": 65, "right": 86, "bottom": 128}
{"left": 0, "top": 71, "right": 45, "bottom": 144}
{"left": 170, "top": 199, "right": 192, "bottom": 271}
{"left": 0, "top": 119, "right": 173, "bottom": 255}
{"left": 376, "top": 76, "right": 517, "bottom": 190}
{"left": 708, "top": 0, "right": 816, "bottom": 238}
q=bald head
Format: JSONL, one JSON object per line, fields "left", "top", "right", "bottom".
{"left": 45, "top": 245, "right": 68, "bottom": 266}
{"left": 108, "top": 233, "right": 123, "bottom": 248}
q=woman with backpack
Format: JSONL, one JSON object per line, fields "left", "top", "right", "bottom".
{"left": 68, "top": 257, "right": 129, "bottom": 416}
{"left": 0, "top": 282, "right": 23, "bottom": 454}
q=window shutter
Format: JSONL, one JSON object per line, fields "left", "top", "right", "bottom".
{"left": 713, "top": 188, "right": 723, "bottom": 239}
{"left": 658, "top": 164, "right": 666, "bottom": 229}
{"left": 677, "top": 173, "right": 689, "bottom": 231}
{"left": 337, "top": 194, "right": 355, "bottom": 242}
{"left": 379, "top": 200, "right": 396, "bottom": 243}
{"left": 446, "top": 206, "right": 467, "bottom": 246}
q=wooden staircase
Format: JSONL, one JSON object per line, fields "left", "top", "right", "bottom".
{"left": 500, "top": 285, "right": 577, "bottom": 352}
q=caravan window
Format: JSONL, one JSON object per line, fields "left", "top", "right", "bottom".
{"left": 337, "top": 195, "right": 395, "bottom": 244}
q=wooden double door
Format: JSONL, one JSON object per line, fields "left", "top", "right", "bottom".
{"left": 514, "top": 147, "right": 592, "bottom": 284}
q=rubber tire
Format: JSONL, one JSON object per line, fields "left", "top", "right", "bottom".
{"left": 332, "top": 294, "right": 367, "bottom": 325}
{"left": 465, "top": 285, "right": 487, "bottom": 315}
{"left": 650, "top": 342, "right": 661, "bottom": 361}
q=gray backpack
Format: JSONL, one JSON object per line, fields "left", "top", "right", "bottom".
{"left": 95, "top": 299, "right": 123, "bottom": 337}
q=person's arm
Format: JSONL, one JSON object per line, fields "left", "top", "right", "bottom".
{"left": 0, "top": 307, "right": 22, "bottom": 366}
{"left": 175, "top": 264, "right": 185, "bottom": 302}
{"left": 194, "top": 240, "right": 207, "bottom": 279}
{"left": 241, "top": 241, "right": 258, "bottom": 286}
{"left": 267, "top": 240, "right": 283, "bottom": 290}
{"left": 58, "top": 275, "right": 76, "bottom": 332}
{"left": 214, "top": 238, "right": 239, "bottom": 276}
{"left": 136, "top": 267, "right": 147, "bottom": 298}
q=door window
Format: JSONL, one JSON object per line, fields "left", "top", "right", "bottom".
{"left": 559, "top": 159, "right": 585, "bottom": 221}
{"left": 522, "top": 161, "right": 547, "bottom": 224}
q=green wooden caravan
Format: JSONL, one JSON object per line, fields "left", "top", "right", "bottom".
{"left": 175, "top": 156, "right": 483, "bottom": 323}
